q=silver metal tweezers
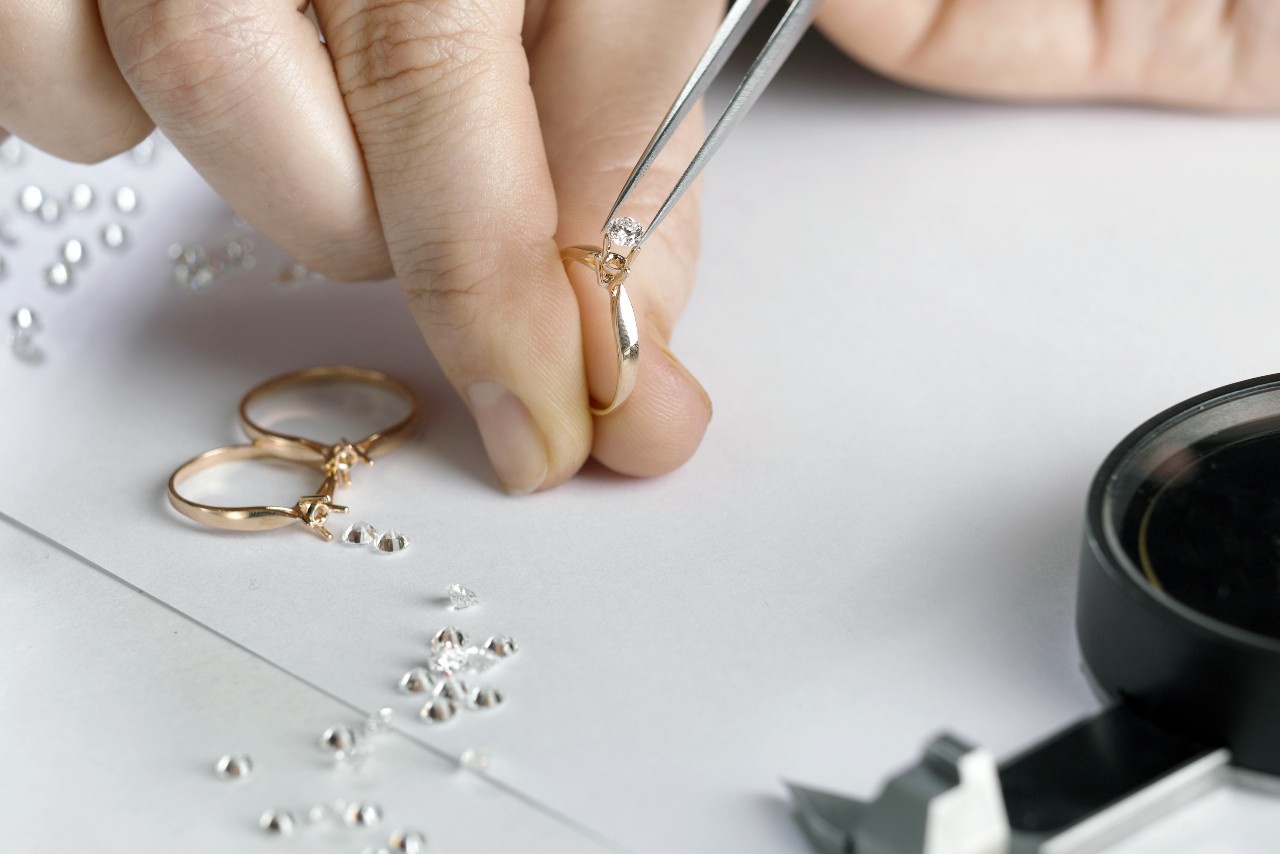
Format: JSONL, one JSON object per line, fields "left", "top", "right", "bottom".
{"left": 603, "top": 0, "right": 822, "bottom": 243}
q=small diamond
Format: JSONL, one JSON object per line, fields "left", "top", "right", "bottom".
{"left": 38, "top": 198, "right": 61, "bottom": 224}
{"left": 458, "top": 746, "right": 493, "bottom": 771}
{"left": 319, "top": 724, "right": 358, "bottom": 759}
{"left": 61, "top": 238, "right": 86, "bottom": 266}
{"left": 389, "top": 829, "right": 428, "bottom": 854}
{"left": 18, "top": 186, "right": 43, "bottom": 213}
{"left": 432, "top": 679, "right": 469, "bottom": 702}
{"left": 461, "top": 647, "right": 498, "bottom": 673}
{"left": 44, "top": 262, "right": 72, "bottom": 290}
{"left": 605, "top": 216, "right": 644, "bottom": 248}
{"left": 484, "top": 635, "right": 518, "bottom": 658}
{"left": 419, "top": 698, "right": 457, "bottom": 724}
{"left": 68, "top": 183, "right": 95, "bottom": 212}
{"left": 363, "top": 707, "right": 394, "bottom": 736}
{"left": 399, "top": 667, "right": 435, "bottom": 694}
{"left": 114, "top": 186, "right": 138, "bottom": 214}
{"left": 0, "top": 137, "right": 22, "bottom": 166}
{"left": 342, "top": 521, "right": 378, "bottom": 545}
{"left": 430, "top": 645, "right": 470, "bottom": 676}
{"left": 447, "top": 583, "right": 478, "bottom": 610}
{"left": 466, "top": 685, "right": 504, "bottom": 710}
{"left": 10, "top": 308, "right": 38, "bottom": 335}
{"left": 101, "top": 223, "right": 128, "bottom": 249}
{"left": 431, "top": 626, "right": 467, "bottom": 650}
{"left": 343, "top": 802, "right": 383, "bottom": 827}
{"left": 260, "top": 810, "right": 296, "bottom": 835}
{"left": 375, "top": 529, "right": 409, "bottom": 553}
{"left": 213, "top": 754, "right": 254, "bottom": 780}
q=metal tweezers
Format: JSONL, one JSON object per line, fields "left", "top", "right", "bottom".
{"left": 603, "top": 0, "right": 822, "bottom": 243}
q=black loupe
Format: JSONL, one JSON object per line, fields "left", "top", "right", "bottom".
{"left": 1079, "top": 373, "right": 1280, "bottom": 775}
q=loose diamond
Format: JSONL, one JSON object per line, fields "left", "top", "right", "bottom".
{"left": 260, "top": 810, "right": 296, "bottom": 835}
{"left": 114, "top": 186, "right": 138, "bottom": 214}
{"left": 420, "top": 698, "right": 457, "bottom": 724}
{"left": 458, "top": 746, "right": 493, "bottom": 771}
{"left": 44, "top": 262, "right": 71, "bottom": 290}
{"left": 430, "top": 645, "right": 470, "bottom": 676}
{"left": 18, "top": 186, "right": 43, "bottom": 213}
{"left": 342, "top": 521, "right": 377, "bottom": 545}
{"left": 466, "top": 685, "right": 504, "bottom": 710}
{"left": 68, "top": 183, "right": 95, "bottom": 212}
{"left": 343, "top": 803, "right": 383, "bottom": 827}
{"left": 375, "top": 529, "right": 409, "bottom": 553}
{"left": 11, "top": 308, "right": 39, "bottom": 335}
{"left": 37, "top": 198, "right": 61, "bottom": 224}
{"left": 389, "top": 829, "right": 428, "bottom": 854}
{"left": 399, "top": 667, "right": 435, "bottom": 694}
{"left": 431, "top": 626, "right": 467, "bottom": 650}
{"left": 61, "top": 238, "right": 86, "bottom": 266}
{"left": 461, "top": 647, "right": 498, "bottom": 673}
{"left": 432, "top": 679, "right": 469, "bottom": 702}
{"left": 101, "top": 222, "right": 128, "bottom": 249}
{"left": 484, "top": 635, "right": 518, "bottom": 658}
{"left": 605, "top": 216, "right": 644, "bottom": 248}
{"left": 0, "top": 137, "right": 22, "bottom": 166}
{"left": 363, "top": 707, "right": 394, "bottom": 736}
{"left": 319, "top": 724, "right": 359, "bottom": 759}
{"left": 213, "top": 754, "right": 254, "bottom": 780}
{"left": 447, "top": 583, "right": 478, "bottom": 610}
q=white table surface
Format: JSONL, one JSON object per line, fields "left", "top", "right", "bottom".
{"left": 3, "top": 32, "right": 1280, "bottom": 853}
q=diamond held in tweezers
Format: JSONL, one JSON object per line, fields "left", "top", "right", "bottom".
{"left": 342, "top": 521, "right": 377, "bottom": 545}
{"left": 375, "top": 529, "right": 409, "bottom": 553}
{"left": 447, "top": 583, "right": 478, "bottom": 609}
{"left": 606, "top": 216, "right": 644, "bottom": 248}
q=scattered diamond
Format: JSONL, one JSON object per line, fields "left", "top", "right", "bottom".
{"left": 0, "top": 137, "right": 22, "bottom": 166}
{"left": 389, "top": 829, "right": 428, "bottom": 854}
{"left": 213, "top": 754, "right": 254, "bottom": 781}
{"left": 431, "top": 626, "right": 467, "bottom": 650}
{"left": 343, "top": 802, "right": 384, "bottom": 827}
{"left": 44, "top": 262, "right": 72, "bottom": 290}
{"left": 259, "top": 810, "right": 296, "bottom": 835}
{"left": 458, "top": 745, "right": 493, "bottom": 771}
{"left": 430, "top": 645, "right": 470, "bottom": 676}
{"left": 61, "top": 238, "right": 86, "bottom": 266}
{"left": 114, "top": 186, "right": 138, "bottom": 214}
{"left": 11, "top": 307, "right": 39, "bottom": 335}
{"left": 318, "top": 724, "right": 359, "bottom": 760}
{"left": 466, "top": 685, "right": 504, "bottom": 710}
{"left": 68, "top": 183, "right": 95, "bottom": 212}
{"left": 399, "top": 667, "right": 435, "bottom": 694}
{"left": 461, "top": 647, "right": 498, "bottom": 673}
{"left": 18, "top": 186, "right": 43, "bottom": 213}
{"left": 37, "top": 197, "right": 61, "bottom": 224}
{"left": 432, "top": 679, "right": 469, "bottom": 702}
{"left": 363, "top": 707, "right": 394, "bottom": 736}
{"left": 375, "top": 529, "right": 409, "bottom": 553}
{"left": 447, "top": 583, "right": 478, "bottom": 610}
{"left": 484, "top": 635, "right": 518, "bottom": 658}
{"left": 342, "top": 521, "right": 378, "bottom": 545}
{"left": 605, "top": 215, "right": 644, "bottom": 248}
{"left": 419, "top": 698, "right": 457, "bottom": 724}
{"left": 101, "top": 222, "right": 128, "bottom": 249}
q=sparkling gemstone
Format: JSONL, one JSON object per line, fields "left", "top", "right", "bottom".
{"left": 466, "top": 685, "right": 504, "bottom": 710}
{"left": 447, "top": 583, "right": 478, "bottom": 610}
{"left": 38, "top": 198, "right": 61, "bottom": 224}
{"left": 461, "top": 647, "right": 498, "bottom": 673}
{"left": 431, "top": 626, "right": 467, "bottom": 650}
{"left": 458, "top": 745, "right": 493, "bottom": 770}
{"left": 9, "top": 308, "right": 37, "bottom": 335}
{"left": 114, "top": 186, "right": 138, "bottom": 214}
{"left": 389, "top": 829, "right": 428, "bottom": 854}
{"left": 419, "top": 698, "right": 457, "bottom": 724}
{"left": 343, "top": 802, "right": 383, "bottom": 827}
{"left": 0, "top": 137, "right": 22, "bottom": 165}
{"left": 375, "top": 529, "right": 409, "bottom": 553}
{"left": 18, "top": 186, "right": 43, "bottom": 213}
{"left": 363, "top": 707, "right": 394, "bottom": 736}
{"left": 605, "top": 216, "right": 644, "bottom": 248}
{"left": 44, "top": 262, "right": 71, "bottom": 290}
{"left": 61, "top": 239, "right": 86, "bottom": 266}
{"left": 68, "top": 183, "right": 95, "bottom": 212}
{"left": 399, "top": 667, "right": 435, "bottom": 694}
{"left": 342, "top": 521, "right": 377, "bottom": 545}
{"left": 213, "top": 753, "right": 254, "bottom": 780}
{"left": 260, "top": 810, "right": 296, "bottom": 835}
{"left": 484, "top": 635, "right": 518, "bottom": 658}
{"left": 101, "top": 223, "right": 128, "bottom": 249}
{"left": 430, "top": 645, "right": 470, "bottom": 676}
{"left": 319, "top": 724, "right": 358, "bottom": 757}
{"left": 432, "top": 678, "right": 469, "bottom": 702}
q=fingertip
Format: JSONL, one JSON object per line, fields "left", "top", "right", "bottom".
{"left": 591, "top": 333, "right": 712, "bottom": 478}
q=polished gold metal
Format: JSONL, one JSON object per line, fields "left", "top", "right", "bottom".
{"left": 168, "top": 443, "right": 348, "bottom": 540}
{"left": 238, "top": 365, "right": 419, "bottom": 487}
{"left": 561, "top": 246, "right": 641, "bottom": 416}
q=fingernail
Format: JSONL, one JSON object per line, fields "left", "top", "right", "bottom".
{"left": 465, "top": 382, "right": 549, "bottom": 495}
{"left": 651, "top": 329, "right": 713, "bottom": 421}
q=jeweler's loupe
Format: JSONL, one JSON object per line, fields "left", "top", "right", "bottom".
{"left": 789, "top": 374, "right": 1280, "bottom": 854}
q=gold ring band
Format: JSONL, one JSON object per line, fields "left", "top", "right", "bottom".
{"left": 561, "top": 246, "right": 640, "bottom": 416}
{"left": 167, "top": 443, "right": 348, "bottom": 540}
{"left": 238, "top": 365, "right": 419, "bottom": 487}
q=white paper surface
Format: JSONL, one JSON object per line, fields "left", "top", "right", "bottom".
{"left": 4, "top": 37, "right": 1280, "bottom": 852}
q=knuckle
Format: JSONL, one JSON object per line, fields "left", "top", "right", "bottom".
{"left": 397, "top": 237, "right": 501, "bottom": 333}
{"left": 110, "top": 1, "right": 281, "bottom": 123}
{"left": 327, "top": 1, "right": 507, "bottom": 115}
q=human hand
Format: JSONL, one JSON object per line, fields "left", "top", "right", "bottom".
{"left": 0, "top": 1, "right": 720, "bottom": 493}
{"left": 817, "top": 0, "right": 1280, "bottom": 110}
